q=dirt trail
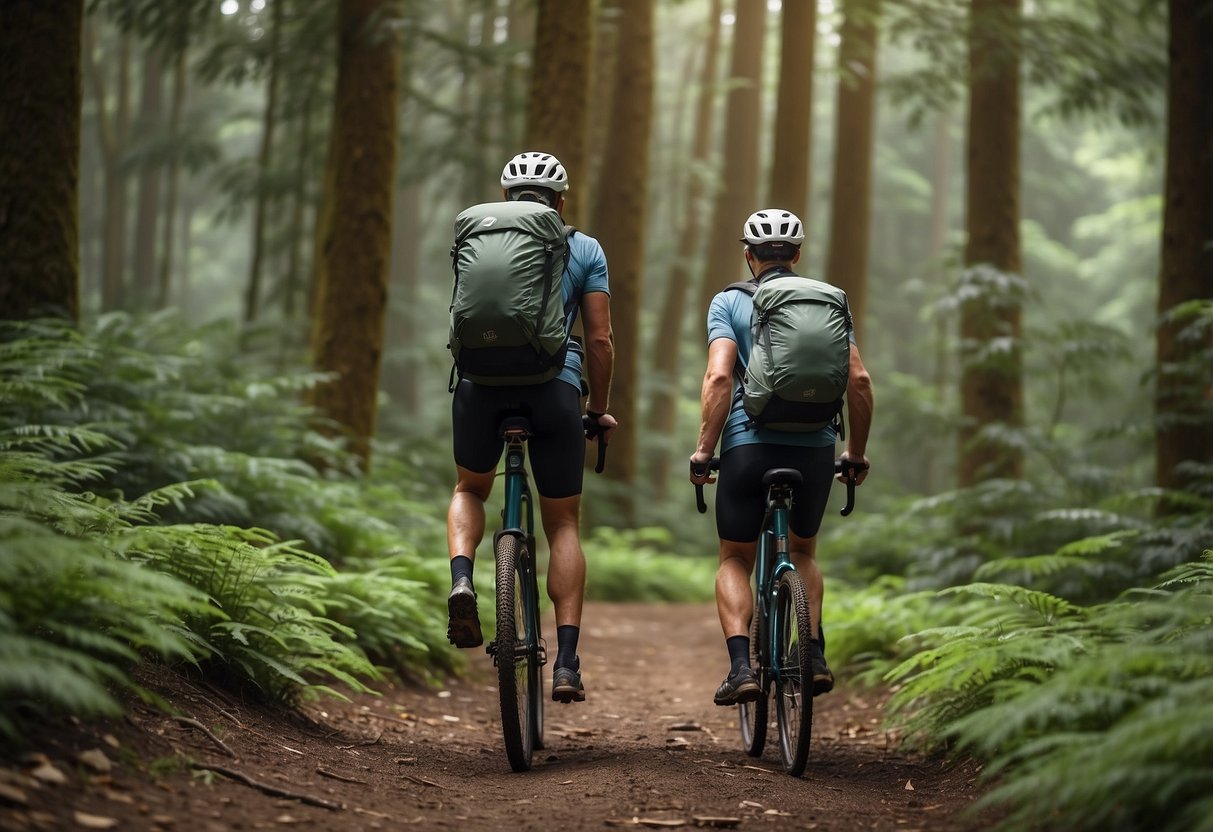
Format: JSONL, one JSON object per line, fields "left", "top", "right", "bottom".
{"left": 1, "top": 602, "right": 989, "bottom": 831}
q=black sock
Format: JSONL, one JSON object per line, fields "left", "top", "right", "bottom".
{"left": 450, "top": 555, "right": 473, "bottom": 585}
{"left": 726, "top": 635, "right": 750, "bottom": 674}
{"left": 817, "top": 620, "right": 825, "bottom": 654}
{"left": 555, "top": 625, "right": 579, "bottom": 671}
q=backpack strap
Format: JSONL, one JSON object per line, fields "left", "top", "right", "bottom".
{"left": 722, "top": 281, "right": 758, "bottom": 424}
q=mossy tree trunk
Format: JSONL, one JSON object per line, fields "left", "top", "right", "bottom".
{"left": 525, "top": 0, "right": 592, "bottom": 227}
{"left": 590, "top": 0, "right": 654, "bottom": 520}
{"left": 824, "top": 0, "right": 881, "bottom": 343}
{"left": 699, "top": 0, "right": 767, "bottom": 318}
{"left": 310, "top": 0, "right": 401, "bottom": 471}
{"left": 1154, "top": 0, "right": 1213, "bottom": 493}
{"left": 958, "top": 0, "right": 1024, "bottom": 486}
{"left": 767, "top": 0, "right": 818, "bottom": 220}
{"left": 130, "top": 47, "right": 163, "bottom": 308}
{"left": 644, "top": 0, "right": 722, "bottom": 497}
{"left": 0, "top": 0, "right": 83, "bottom": 322}
{"left": 83, "top": 23, "right": 131, "bottom": 312}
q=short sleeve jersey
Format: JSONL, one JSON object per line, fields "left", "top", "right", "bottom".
{"left": 556, "top": 231, "right": 611, "bottom": 390}
{"left": 706, "top": 269, "right": 845, "bottom": 453}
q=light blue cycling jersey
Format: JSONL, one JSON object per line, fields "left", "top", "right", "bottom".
{"left": 556, "top": 231, "right": 611, "bottom": 391}
{"left": 706, "top": 268, "right": 852, "bottom": 453}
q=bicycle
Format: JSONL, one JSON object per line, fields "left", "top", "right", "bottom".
{"left": 487, "top": 414, "right": 607, "bottom": 772}
{"left": 693, "top": 456, "right": 862, "bottom": 776}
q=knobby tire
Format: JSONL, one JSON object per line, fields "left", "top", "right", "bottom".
{"left": 494, "top": 534, "right": 536, "bottom": 772}
{"left": 774, "top": 570, "right": 813, "bottom": 776}
{"left": 739, "top": 612, "right": 769, "bottom": 757}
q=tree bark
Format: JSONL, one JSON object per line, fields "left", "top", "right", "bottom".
{"left": 1154, "top": 0, "right": 1213, "bottom": 493}
{"left": 824, "top": 0, "right": 881, "bottom": 343}
{"left": 131, "top": 47, "right": 163, "bottom": 307}
{"left": 83, "top": 24, "right": 131, "bottom": 312}
{"left": 767, "top": 0, "right": 818, "bottom": 220}
{"left": 590, "top": 0, "right": 654, "bottom": 520}
{"left": 958, "top": 0, "right": 1024, "bottom": 486}
{"left": 644, "top": 0, "right": 723, "bottom": 498}
{"left": 310, "top": 0, "right": 401, "bottom": 471}
{"left": 698, "top": 0, "right": 767, "bottom": 318}
{"left": 0, "top": 0, "right": 83, "bottom": 321}
{"left": 525, "top": 0, "right": 592, "bottom": 226}
{"left": 246, "top": 0, "right": 286, "bottom": 323}
{"left": 157, "top": 49, "right": 187, "bottom": 310}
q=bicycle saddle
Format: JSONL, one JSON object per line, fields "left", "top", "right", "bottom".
{"left": 762, "top": 468, "right": 803, "bottom": 487}
{"left": 499, "top": 416, "right": 533, "bottom": 438}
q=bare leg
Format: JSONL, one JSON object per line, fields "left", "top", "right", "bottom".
{"left": 447, "top": 465, "right": 495, "bottom": 568}
{"left": 716, "top": 539, "right": 758, "bottom": 638}
{"left": 538, "top": 494, "right": 584, "bottom": 627}
{"left": 789, "top": 532, "right": 823, "bottom": 642}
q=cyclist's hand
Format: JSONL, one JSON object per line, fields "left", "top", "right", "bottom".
{"left": 689, "top": 451, "right": 716, "bottom": 485}
{"left": 585, "top": 410, "right": 617, "bottom": 444}
{"left": 837, "top": 451, "right": 870, "bottom": 486}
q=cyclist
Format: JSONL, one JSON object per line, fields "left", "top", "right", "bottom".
{"left": 446, "top": 151, "right": 618, "bottom": 704}
{"left": 689, "top": 208, "right": 873, "bottom": 706}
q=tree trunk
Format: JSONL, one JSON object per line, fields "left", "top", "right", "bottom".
{"left": 1154, "top": 0, "right": 1213, "bottom": 494}
{"left": 824, "top": 0, "right": 880, "bottom": 343}
{"left": 285, "top": 90, "right": 316, "bottom": 322}
{"left": 927, "top": 109, "right": 953, "bottom": 494}
{"left": 310, "top": 0, "right": 401, "bottom": 471}
{"left": 131, "top": 47, "right": 163, "bottom": 308}
{"left": 590, "top": 0, "right": 654, "bottom": 521}
{"left": 157, "top": 49, "right": 187, "bottom": 309}
{"left": 246, "top": 0, "right": 286, "bottom": 322}
{"left": 767, "top": 0, "right": 818, "bottom": 220}
{"left": 644, "top": 0, "right": 722, "bottom": 498}
{"left": 525, "top": 0, "right": 592, "bottom": 226}
{"left": 83, "top": 24, "right": 131, "bottom": 312}
{"left": 958, "top": 0, "right": 1024, "bottom": 486}
{"left": 384, "top": 182, "right": 422, "bottom": 417}
{"left": 698, "top": 0, "right": 767, "bottom": 318}
{"left": 0, "top": 0, "right": 83, "bottom": 321}
{"left": 501, "top": 0, "right": 533, "bottom": 155}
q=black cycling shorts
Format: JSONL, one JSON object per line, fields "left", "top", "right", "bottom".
{"left": 452, "top": 378, "right": 585, "bottom": 499}
{"left": 715, "top": 443, "right": 837, "bottom": 543}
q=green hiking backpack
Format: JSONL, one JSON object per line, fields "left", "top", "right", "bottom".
{"left": 448, "top": 201, "right": 573, "bottom": 387}
{"left": 726, "top": 274, "right": 853, "bottom": 432}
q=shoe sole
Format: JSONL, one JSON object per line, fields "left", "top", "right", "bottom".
{"left": 447, "top": 591, "right": 482, "bottom": 648}
{"left": 552, "top": 686, "right": 586, "bottom": 703}
{"left": 714, "top": 680, "right": 762, "bottom": 707}
{"left": 812, "top": 674, "right": 835, "bottom": 696}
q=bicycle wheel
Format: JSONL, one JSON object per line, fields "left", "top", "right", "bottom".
{"left": 494, "top": 533, "right": 536, "bottom": 772}
{"left": 738, "top": 613, "right": 768, "bottom": 757}
{"left": 773, "top": 570, "right": 813, "bottom": 776}
{"left": 526, "top": 551, "right": 545, "bottom": 751}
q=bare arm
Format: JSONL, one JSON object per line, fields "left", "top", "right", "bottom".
{"left": 581, "top": 291, "right": 616, "bottom": 436}
{"left": 842, "top": 342, "right": 873, "bottom": 484}
{"left": 690, "top": 337, "right": 738, "bottom": 480}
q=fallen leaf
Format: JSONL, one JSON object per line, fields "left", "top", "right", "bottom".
{"left": 102, "top": 735, "right": 120, "bottom": 749}
{"left": 78, "top": 749, "right": 112, "bottom": 773}
{"left": 30, "top": 763, "right": 67, "bottom": 785}
{"left": 0, "top": 782, "right": 28, "bottom": 805}
{"left": 739, "top": 800, "right": 764, "bottom": 809}
{"left": 905, "top": 780, "right": 914, "bottom": 791}
{"left": 441, "top": 715, "right": 460, "bottom": 723}
{"left": 73, "top": 811, "right": 119, "bottom": 829}
{"left": 667, "top": 723, "right": 703, "bottom": 732}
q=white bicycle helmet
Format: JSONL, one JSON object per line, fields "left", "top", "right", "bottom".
{"left": 741, "top": 209, "right": 805, "bottom": 246}
{"left": 500, "top": 151, "right": 570, "bottom": 193}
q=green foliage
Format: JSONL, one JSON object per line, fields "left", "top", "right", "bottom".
{"left": 0, "top": 317, "right": 463, "bottom": 738}
{"left": 582, "top": 527, "right": 716, "bottom": 603}
{"left": 874, "top": 551, "right": 1213, "bottom": 832}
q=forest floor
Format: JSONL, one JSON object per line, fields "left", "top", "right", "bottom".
{"left": 1, "top": 602, "right": 995, "bottom": 831}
